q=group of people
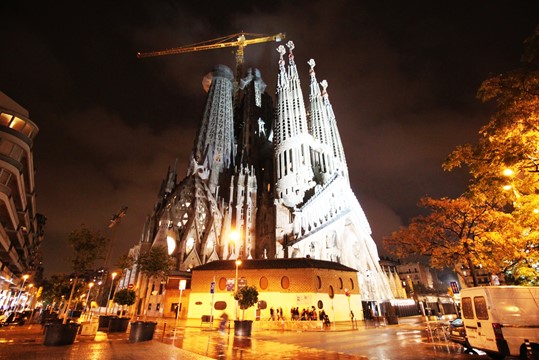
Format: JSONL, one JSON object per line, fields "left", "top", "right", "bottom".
{"left": 266, "top": 306, "right": 330, "bottom": 325}
{"left": 269, "top": 307, "right": 284, "bottom": 320}
{"left": 291, "top": 306, "right": 317, "bottom": 321}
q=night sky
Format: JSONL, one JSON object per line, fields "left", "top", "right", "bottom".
{"left": 2, "top": 1, "right": 538, "bottom": 275}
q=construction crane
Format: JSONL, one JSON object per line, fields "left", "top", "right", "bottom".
{"left": 137, "top": 32, "right": 286, "bottom": 83}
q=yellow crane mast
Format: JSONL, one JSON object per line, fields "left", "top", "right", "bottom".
{"left": 137, "top": 32, "right": 286, "bottom": 82}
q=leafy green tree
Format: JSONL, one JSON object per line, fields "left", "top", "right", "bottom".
{"left": 41, "top": 274, "right": 80, "bottom": 309}
{"left": 62, "top": 225, "right": 109, "bottom": 323}
{"left": 113, "top": 288, "right": 136, "bottom": 317}
{"left": 234, "top": 285, "right": 259, "bottom": 321}
{"left": 137, "top": 246, "right": 173, "bottom": 280}
{"left": 115, "top": 252, "right": 135, "bottom": 278}
{"left": 136, "top": 245, "right": 173, "bottom": 319}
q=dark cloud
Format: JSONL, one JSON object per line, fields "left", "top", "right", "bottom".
{"left": 1, "top": 1, "right": 537, "bottom": 273}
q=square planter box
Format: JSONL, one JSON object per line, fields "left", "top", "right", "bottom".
{"left": 234, "top": 320, "right": 253, "bottom": 337}
{"left": 108, "top": 317, "right": 130, "bottom": 333}
{"left": 98, "top": 315, "right": 114, "bottom": 331}
{"left": 129, "top": 321, "right": 157, "bottom": 342}
{"left": 43, "top": 323, "right": 80, "bottom": 346}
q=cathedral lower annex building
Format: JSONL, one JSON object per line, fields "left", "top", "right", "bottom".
{"left": 123, "top": 40, "right": 398, "bottom": 321}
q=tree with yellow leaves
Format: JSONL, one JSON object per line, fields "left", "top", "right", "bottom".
{"left": 385, "top": 26, "right": 539, "bottom": 286}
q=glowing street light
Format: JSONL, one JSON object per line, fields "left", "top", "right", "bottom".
{"left": 503, "top": 168, "right": 514, "bottom": 177}
{"left": 234, "top": 259, "right": 242, "bottom": 320}
{"left": 84, "top": 282, "right": 94, "bottom": 315}
{"left": 106, "top": 272, "right": 118, "bottom": 315}
{"left": 15, "top": 274, "right": 30, "bottom": 310}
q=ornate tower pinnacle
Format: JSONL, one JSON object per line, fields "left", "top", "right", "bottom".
{"left": 273, "top": 42, "right": 314, "bottom": 207}
{"left": 320, "top": 79, "right": 348, "bottom": 181}
{"left": 192, "top": 65, "right": 236, "bottom": 195}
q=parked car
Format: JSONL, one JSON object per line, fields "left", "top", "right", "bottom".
{"left": 449, "top": 317, "right": 477, "bottom": 354}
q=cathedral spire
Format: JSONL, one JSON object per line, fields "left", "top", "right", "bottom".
{"left": 307, "top": 59, "right": 334, "bottom": 182}
{"left": 320, "top": 79, "right": 348, "bottom": 181}
{"left": 308, "top": 59, "right": 331, "bottom": 146}
{"left": 193, "top": 65, "right": 236, "bottom": 194}
{"left": 273, "top": 41, "right": 314, "bottom": 207}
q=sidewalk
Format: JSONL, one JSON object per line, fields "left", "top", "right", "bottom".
{"left": 0, "top": 322, "right": 212, "bottom": 360}
{"left": 0, "top": 315, "right": 429, "bottom": 360}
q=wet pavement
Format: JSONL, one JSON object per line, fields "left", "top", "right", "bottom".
{"left": 0, "top": 316, "right": 489, "bottom": 359}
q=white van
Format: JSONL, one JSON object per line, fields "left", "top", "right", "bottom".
{"left": 460, "top": 286, "right": 539, "bottom": 359}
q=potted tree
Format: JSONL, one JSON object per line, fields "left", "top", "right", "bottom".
{"left": 108, "top": 288, "right": 135, "bottom": 332}
{"left": 233, "top": 285, "right": 259, "bottom": 336}
{"left": 44, "top": 225, "right": 108, "bottom": 346}
{"left": 99, "top": 253, "right": 134, "bottom": 331}
{"left": 129, "top": 245, "right": 173, "bottom": 342}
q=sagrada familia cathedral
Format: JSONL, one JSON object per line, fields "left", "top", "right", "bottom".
{"left": 140, "top": 40, "right": 394, "bottom": 303}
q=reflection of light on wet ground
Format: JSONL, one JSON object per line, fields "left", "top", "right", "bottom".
{"left": 165, "top": 332, "right": 367, "bottom": 359}
{"left": 395, "top": 330, "right": 422, "bottom": 335}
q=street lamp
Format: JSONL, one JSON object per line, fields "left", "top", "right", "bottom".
{"left": 25, "top": 284, "right": 34, "bottom": 310}
{"left": 84, "top": 282, "right": 94, "bottom": 317}
{"left": 15, "top": 274, "right": 30, "bottom": 310}
{"left": 234, "top": 259, "right": 242, "bottom": 320}
{"left": 106, "top": 272, "right": 118, "bottom": 315}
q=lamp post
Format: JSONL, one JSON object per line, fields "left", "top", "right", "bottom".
{"left": 234, "top": 259, "right": 242, "bottom": 320}
{"left": 84, "top": 282, "right": 94, "bottom": 317}
{"left": 175, "top": 279, "right": 187, "bottom": 328}
{"left": 106, "top": 272, "right": 117, "bottom": 315}
{"left": 15, "top": 274, "right": 29, "bottom": 310}
{"left": 25, "top": 284, "right": 34, "bottom": 310}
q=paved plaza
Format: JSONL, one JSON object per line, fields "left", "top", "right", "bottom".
{"left": 0, "top": 317, "right": 479, "bottom": 359}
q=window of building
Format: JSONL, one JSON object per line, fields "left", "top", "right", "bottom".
{"left": 214, "top": 301, "right": 227, "bottom": 310}
{"left": 316, "top": 276, "right": 322, "bottom": 289}
{"left": 0, "top": 139, "right": 14, "bottom": 156}
{"left": 338, "top": 277, "right": 343, "bottom": 289}
{"left": 0, "top": 113, "right": 12, "bottom": 126}
{"left": 328, "top": 285, "right": 334, "bottom": 299}
{"left": 281, "top": 276, "right": 289, "bottom": 289}
{"left": 350, "top": 278, "right": 354, "bottom": 290}
{"left": 219, "top": 277, "right": 227, "bottom": 290}
{"left": 259, "top": 276, "right": 268, "bottom": 290}
{"left": 9, "top": 117, "right": 26, "bottom": 132}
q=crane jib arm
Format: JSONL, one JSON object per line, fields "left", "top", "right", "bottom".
{"left": 136, "top": 33, "right": 286, "bottom": 59}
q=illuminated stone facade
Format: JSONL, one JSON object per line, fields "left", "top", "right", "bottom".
{"left": 129, "top": 40, "right": 394, "bottom": 318}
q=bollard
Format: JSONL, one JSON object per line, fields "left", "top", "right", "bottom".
{"left": 162, "top": 321, "right": 166, "bottom": 340}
